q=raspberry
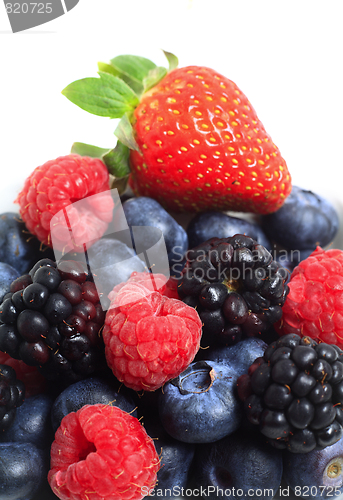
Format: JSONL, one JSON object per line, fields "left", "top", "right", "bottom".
{"left": 178, "top": 234, "right": 289, "bottom": 347}
{"left": 103, "top": 273, "right": 202, "bottom": 391}
{"left": 276, "top": 247, "right": 343, "bottom": 348}
{"left": 48, "top": 404, "right": 159, "bottom": 500}
{"left": 237, "top": 334, "right": 343, "bottom": 453}
{"left": 0, "top": 258, "right": 106, "bottom": 384}
{"left": 15, "top": 155, "right": 114, "bottom": 253}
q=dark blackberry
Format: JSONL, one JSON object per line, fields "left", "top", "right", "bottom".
{"left": 178, "top": 234, "right": 289, "bottom": 346}
{"left": 237, "top": 334, "right": 343, "bottom": 453}
{"left": 0, "top": 364, "right": 25, "bottom": 432}
{"left": 0, "top": 259, "right": 106, "bottom": 384}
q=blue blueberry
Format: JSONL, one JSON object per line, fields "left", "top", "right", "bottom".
{"left": 0, "top": 442, "right": 48, "bottom": 500}
{"left": 0, "top": 212, "right": 55, "bottom": 275}
{"left": 158, "top": 360, "right": 242, "bottom": 443}
{"left": 193, "top": 429, "right": 283, "bottom": 500}
{"left": 260, "top": 186, "right": 340, "bottom": 251}
{"left": 0, "top": 261, "right": 20, "bottom": 302}
{"left": 195, "top": 337, "right": 268, "bottom": 379}
{"left": 51, "top": 376, "right": 137, "bottom": 432}
{"left": 186, "top": 211, "right": 271, "bottom": 250}
{"left": 283, "top": 435, "right": 343, "bottom": 499}
{"left": 120, "top": 197, "right": 188, "bottom": 277}
{"left": 144, "top": 416, "right": 195, "bottom": 497}
{"left": 0, "top": 394, "right": 54, "bottom": 450}
{"left": 84, "top": 238, "right": 146, "bottom": 309}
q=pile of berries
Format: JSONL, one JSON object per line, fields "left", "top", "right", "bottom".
{"left": 2, "top": 51, "right": 343, "bottom": 500}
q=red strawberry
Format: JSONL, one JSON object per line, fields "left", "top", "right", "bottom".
{"left": 129, "top": 66, "right": 291, "bottom": 213}
{"left": 62, "top": 53, "right": 292, "bottom": 215}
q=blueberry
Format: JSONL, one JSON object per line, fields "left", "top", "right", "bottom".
{"left": 144, "top": 416, "right": 195, "bottom": 496}
{"left": 187, "top": 211, "right": 271, "bottom": 250}
{"left": 0, "top": 212, "right": 55, "bottom": 275}
{"left": 195, "top": 337, "right": 268, "bottom": 380}
{"left": 51, "top": 376, "right": 137, "bottom": 432}
{"left": 193, "top": 429, "right": 283, "bottom": 500}
{"left": 0, "top": 442, "right": 47, "bottom": 500}
{"left": 0, "top": 262, "right": 20, "bottom": 303}
{"left": 84, "top": 238, "right": 146, "bottom": 309}
{"left": 158, "top": 360, "right": 242, "bottom": 443}
{"left": 283, "top": 434, "right": 343, "bottom": 498}
{"left": 0, "top": 394, "right": 54, "bottom": 450}
{"left": 120, "top": 196, "right": 188, "bottom": 277}
{"left": 261, "top": 186, "right": 339, "bottom": 251}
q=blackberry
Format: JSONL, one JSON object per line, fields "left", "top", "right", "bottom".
{"left": 237, "top": 334, "right": 343, "bottom": 453}
{"left": 178, "top": 234, "right": 289, "bottom": 346}
{"left": 0, "top": 259, "right": 106, "bottom": 384}
{"left": 0, "top": 364, "right": 25, "bottom": 432}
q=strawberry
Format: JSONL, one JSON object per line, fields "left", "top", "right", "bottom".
{"left": 62, "top": 52, "right": 292, "bottom": 214}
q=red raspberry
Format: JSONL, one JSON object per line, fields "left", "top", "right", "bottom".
{"left": 103, "top": 273, "right": 202, "bottom": 391}
{"left": 15, "top": 155, "right": 114, "bottom": 252}
{"left": 48, "top": 404, "right": 159, "bottom": 500}
{"left": 0, "top": 352, "right": 46, "bottom": 397}
{"left": 275, "top": 246, "right": 343, "bottom": 348}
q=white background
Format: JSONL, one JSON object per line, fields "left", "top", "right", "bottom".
{"left": 1, "top": 1, "right": 343, "bottom": 498}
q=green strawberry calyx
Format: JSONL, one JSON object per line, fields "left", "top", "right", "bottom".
{"left": 63, "top": 51, "right": 179, "bottom": 193}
